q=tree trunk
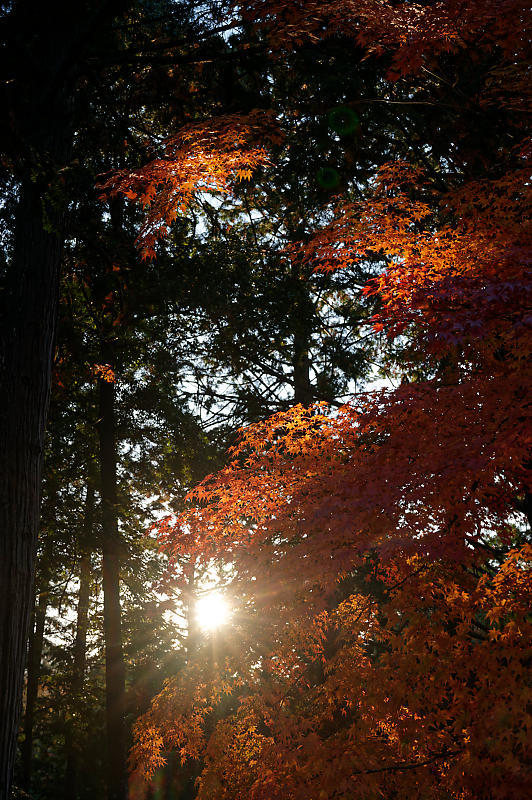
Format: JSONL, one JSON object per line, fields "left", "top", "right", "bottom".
{"left": 0, "top": 172, "right": 65, "bottom": 800}
{"left": 291, "top": 275, "right": 314, "bottom": 406}
{"left": 98, "top": 350, "right": 128, "bottom": 800}
{"left": 20, "top": 583, "right": 49, "bottom": 794}
{"left": 64, "top": 484, "right": 94, "bottom": 800}
{"left": 185, "top": 564, "right": 199, "bottom": 659}
{"left": 0, "top": 5, "right": 130, "bottom": 796}
{"left": 293, "top": 329, "right": 313, "bottom": 406}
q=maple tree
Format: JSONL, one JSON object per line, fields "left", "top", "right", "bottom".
{"left": 116, "top": 1, "right": 532, "bottom": 798}
{"left": 100, "top": 111, "right": 278, "bottom": 260}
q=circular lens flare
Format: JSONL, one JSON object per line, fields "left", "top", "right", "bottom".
{"left": 195, "top": 592, "right": 230, "bottom": 631}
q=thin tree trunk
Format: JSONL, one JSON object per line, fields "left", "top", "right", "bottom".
{"left": 20, "top": 583, "right": 49, "bottom": 794}
{"left": 293, "top": 329, "right": 313, "bottom": 406}
{"left": 19, "top": 483, "right": 56, "bottom": 795}
{"left": 164, "top": 752, "right": 177, "bottom": 800}
{"left": 98, "top": 349, "right": 128, "bottom": 800}
{"left": 291, "top": 277, "right": 314, "bottom": 406}
{"left": 185, "top": 564, "right": 199, "bottom": 659}
{"left": 64, "top": 484, "right": 94, "bottom": 800}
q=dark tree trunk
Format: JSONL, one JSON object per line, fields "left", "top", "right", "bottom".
{"left": 291, "top": 276, "right": 314, "bottom": 406}
{"left": 20, "top": 583, "right": 49, "bottom": 794}
{"left": 185, "top": 565, "right": 199, "bottom": 659}
{"left": 64, "top": 484, "right": 94, "bottom": 800}
{"left": 0, "top": 172, "right": 65, "bottom": 800}
{"left": 0, "top": 4, "right": 130, "bottom": 794}
{"left": 293, "top": 330, "right": 313, "bottom": 406}
{"left": 519, "top": 487, "right": 532, "bottom": 533}
{"left": 98, "top": 349, "right": 128, "bottom": 800}
{"left": 0, "top": 0, "right": 139, "bottom": 800}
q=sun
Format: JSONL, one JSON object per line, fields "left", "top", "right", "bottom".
{"left": 195, "top": 591, "right": 231, "bottom": 631}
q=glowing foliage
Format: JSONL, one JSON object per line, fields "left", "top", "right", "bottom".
{"left": 238, "top": 0, "right": 530, "bottom": 82}
{"left": 302, "top": 150, "right": 532, "bottom": 365}
{"left": 127, "top": 1, "right": 531, "bottom": 797}
{"left": 100, "top": 111, "right": 279, "bottom": 259}
{"left": 92, "top": 363, "right": 116, "bottom": 383}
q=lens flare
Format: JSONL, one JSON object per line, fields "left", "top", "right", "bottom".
{"left": 195, "top": 592, "right": 230, "bottom": 631}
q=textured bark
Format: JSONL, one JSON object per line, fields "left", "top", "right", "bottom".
{"left": 0, "top": 4, "right": 129, "bottom": 795}
{"left": 64, "top": 484, "right": 94, "bottom": 800}
{"left": 0, "top": 173, "right": 64, "bottom": 800}
{"left": 98, "top": 354, "right": 128, "bottom": 800}
{"left": 20, "top": 583, "right": 49, "bottom": 794}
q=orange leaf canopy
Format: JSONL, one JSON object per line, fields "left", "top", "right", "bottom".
{"left": 100, "top": 110, "right": 279, "bottom": 259}
{"left": 132, "top": 145, "right": 532, "bottom": 795}
{"left": 126, "top": 1, "right": 532, "bottom": 797}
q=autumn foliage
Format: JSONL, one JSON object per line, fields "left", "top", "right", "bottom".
{"left": 238, "top": 0, "right": 530, "bottom": 86}
{"left": 119, "top": 1, "right": 531, "bottom": 799}
{"left": 100, "top": 111, "right": 279, "bottom": 259}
